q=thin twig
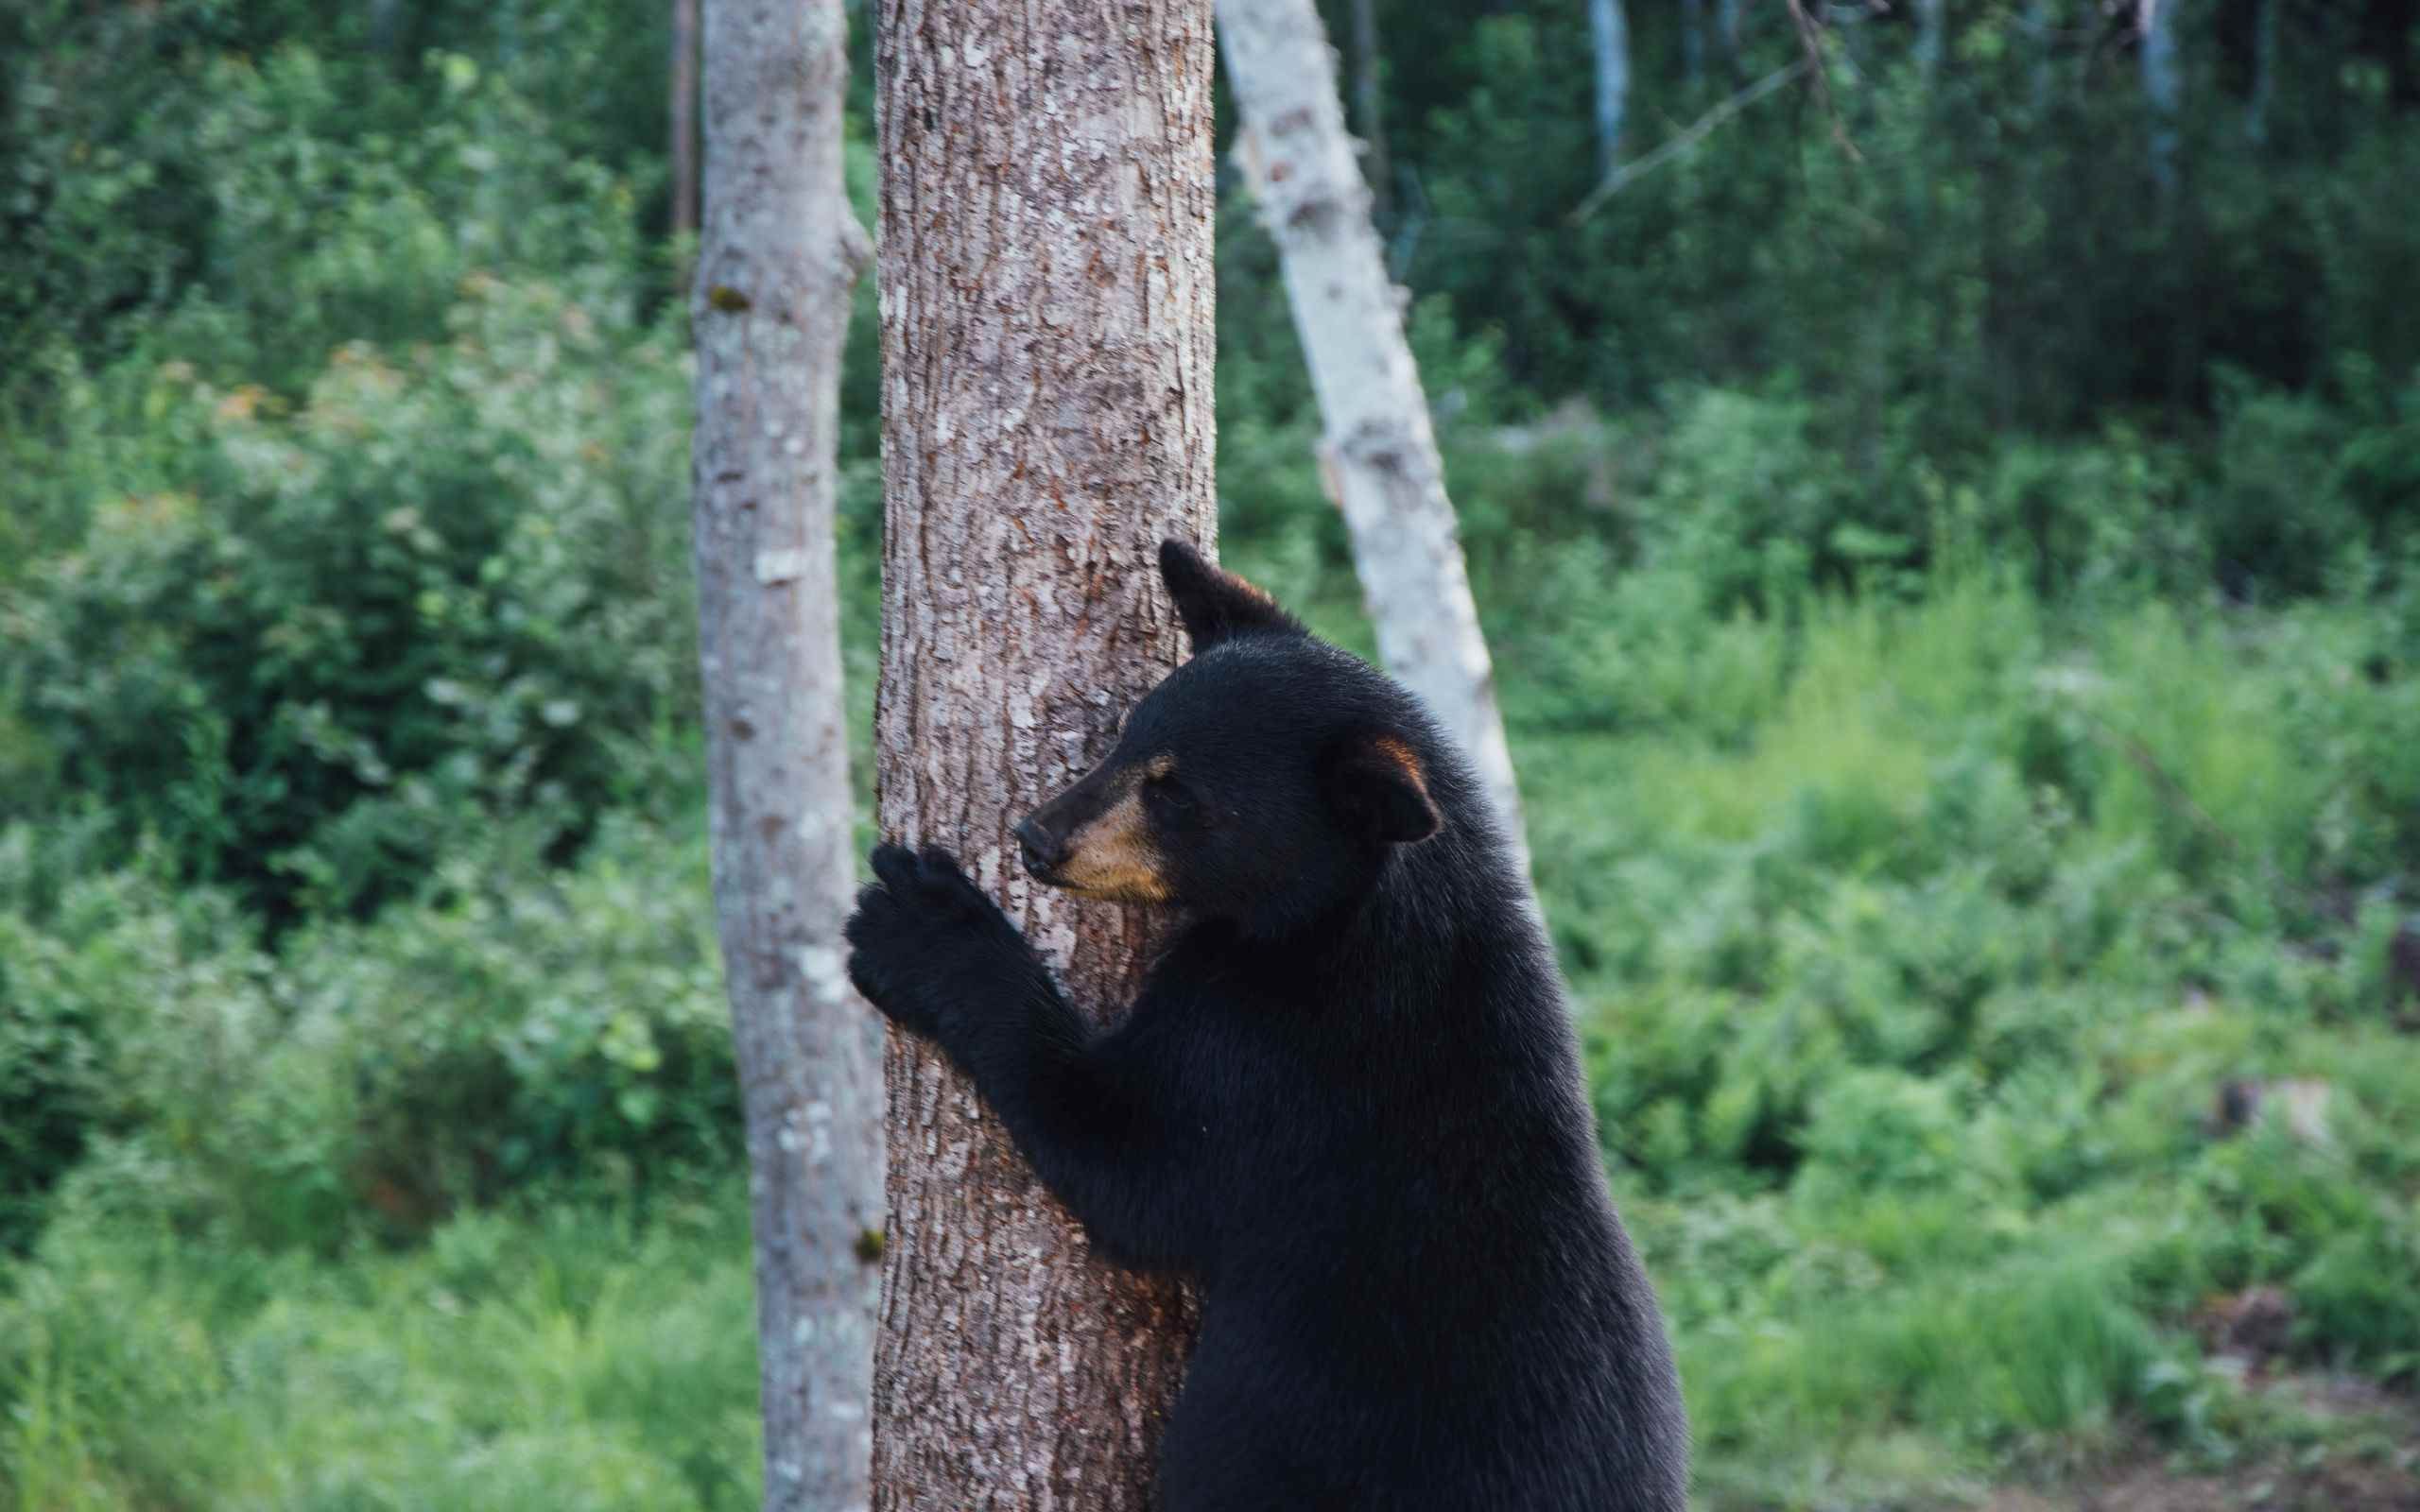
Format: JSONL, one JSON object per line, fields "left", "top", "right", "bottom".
{"left": 1570, "top": 60, "right": 1808, "bottom": 221}
{"left": 1785, "top": 0, "right": 1860, "bottom": 163}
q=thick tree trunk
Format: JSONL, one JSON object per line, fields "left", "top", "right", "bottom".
{"left": 1588, "top": 0, "right": 1631, "bottom": 176}
{"left": 690, "top": 1, "right": 880, "bottom": 1508}
{"left": 670, "top": 0, "right": 699, "bottom": 239}
{"left": 1217, "top": 0, "right": 1530, "bottom": 879}
{"left": 869, "top": 1, "right": 1215, "bottom": 1506}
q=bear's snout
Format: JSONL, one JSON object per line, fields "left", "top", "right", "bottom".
{"left": 1014, "top": 816, "right": 1067, "bottom": 879}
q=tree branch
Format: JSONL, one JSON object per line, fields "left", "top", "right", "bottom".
{"left": 1571, "top": 60, "right": 1807, "bottom": 222}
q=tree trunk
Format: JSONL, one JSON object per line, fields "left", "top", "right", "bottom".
{"left": 691, "top": 1, "right": 880, "bottom": 1508}
{"left": 1349, "top": 0, "right": 1392, "bottom": 219}
{"left": 1717, "top": 0, "right": 1742, "bottom": 76}
{"left": 368, "top": 0, "right": 404, "bottom": 56}
{"left": 1218, "top": 0, "right": 1530, "bottom": 880}
{"left": 2247, "top": 0, "right": 2275, "bottom": 143}
{"left": 670, "top": 0, "right": 699, "bottom": 239}
{"left": 869, "top": 1, "right": 1215, "bottom": 1506}
{"left": 1588, "top": 0, "right": 1631, "bottom": 176}
{"left": 1917, "top": 0, "right": 1946, "bottom": 85}
{"left": 1683, "top": 0, "right": 1705, "bottom": 90}
{"left": 2141, "top": 0, "right": 2181, "bottom": 194}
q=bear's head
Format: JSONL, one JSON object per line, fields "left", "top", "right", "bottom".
{"left": 1012, "top": 541, "right": 1449, "bottom": 933}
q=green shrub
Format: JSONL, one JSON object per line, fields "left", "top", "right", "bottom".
{"left": 3, "top": 281, "right": 693, "bottom": 923}
{"left": 0, "top": 812, "right": 735, "bottom": 1253}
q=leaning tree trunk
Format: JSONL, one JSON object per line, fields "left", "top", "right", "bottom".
{"left": 690, "top": 0, "right": 880, "bottom": 1507}
{"left": 870, "top": 1, "right": 1215, "bottom": 1506}
{"left": 1218, "top": 0, "right": 1530, "bottom": 878}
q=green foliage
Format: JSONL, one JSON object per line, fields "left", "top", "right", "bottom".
{"left": 5, "top": 0, "right": 2419, "bottom": 1506}
{"left": 3, "top": 280, "right": 694, "bottom": 922}
{"left": 0, "top": 814, "right": 734, "bottom": 1254}
{"left": 0, "top": 1197, "right": 758, "bottom": 1512}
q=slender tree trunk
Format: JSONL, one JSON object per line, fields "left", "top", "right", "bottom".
{"left": 1218, "top": 0, "right": 1530, "bottom": 879}
{"left": 1718, "top": 0, "right": 1742, "bottom": 76}
{"left": 869, "top": 1, "right": 1214, "bottom": 1506}
{"left": 670, "top": 0, "right": 700, "bottom": 239}
{"left": 691, "top": 1, "right": 879, "bottom": 1508}
{"left": 1917, "top": 0, "right": 1946, "bottom": 85}
{"left": 2030, "top": 0, "right": 2056, "bottom": 112}
{"left": 1588, "top": 0, "right": 1631, "bottom": 176}
{"left": 368, "top": 0, "right": 404, "bottom": 56}
{"left": 2141, "top": 0, "right": 2181, "bottom": 194}
{"left": 1683, "top": 0, "right": 1705, "bottom": 90}
{"left": 2247, "top": 0, "right": 2276, "bottom": 143}
{"left": 1349, "top": 0, "right": 1392, "bottom": 219}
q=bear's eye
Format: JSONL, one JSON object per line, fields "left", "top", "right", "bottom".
{"left": 1146, "top": 774, "right": 1200, "bottom": 820}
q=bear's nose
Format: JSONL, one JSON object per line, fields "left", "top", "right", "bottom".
{"left": 1014, "top": 817, "right": 1065, "bottom": 879}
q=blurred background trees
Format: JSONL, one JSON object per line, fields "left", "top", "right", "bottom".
{"left": 1, "top": 0, "right": 2417, "bottom": 1507}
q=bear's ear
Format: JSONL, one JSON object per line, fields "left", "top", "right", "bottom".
{"left": 1159, "top": 539, "right": 1301, "bottom": 651}
{"left": 1322, "top": 730, "right": 1443, "bottom": 847}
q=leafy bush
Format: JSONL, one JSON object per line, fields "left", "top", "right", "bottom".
{"left": 0, "top": 813, "right": 735, "bottom": 1253}
{"left": 2, "top": 280, "right": 693, "bottom": 923}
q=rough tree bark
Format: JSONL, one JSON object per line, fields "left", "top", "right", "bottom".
{"left": 1587, "top": 0, "right": 1631, "bottom": 177}
{"left": 670, "top": 0, "right": 699, "bottom": 239}
{"left": 869, "top": 1, "right": 1215, "bottom": 1506}
{"left": 690, "top": 0, "right": 880, "bottom": 1507}
{"left": 1218, "top": 0, "right": 1530, "bottom": 878}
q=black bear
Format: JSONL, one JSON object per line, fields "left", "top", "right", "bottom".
{"left": 845, "top": 541, "right": 1688, "bottom": 1511}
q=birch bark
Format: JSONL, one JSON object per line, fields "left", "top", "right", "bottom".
{"left": 1217, "top": 0, "right": 1530, "bottom": 877}
{"left": 870, "top": 0, "right": 1216, "bottom": 1505}
{"left": 690, "top": 0, "right": 880, "bottom": 1507}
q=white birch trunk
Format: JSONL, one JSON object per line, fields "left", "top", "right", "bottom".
{"left": 1217, "top": 0, "right": 1530, "bottom": 878}
{"left": 1589, "top": 0, "right": 1632, "bottom": 177}
{"left": 690, "top": 0, "right": 880, "bottom": 1506}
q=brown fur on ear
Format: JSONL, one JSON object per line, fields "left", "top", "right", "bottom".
{"left": 1159, "top": 539, "right": 1302, "bottom": 651}
{"left": 1325, "top": 730, "right": 1443, "bottom": 846}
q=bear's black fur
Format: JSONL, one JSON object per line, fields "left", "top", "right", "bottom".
{"left": 845, "top": 541, "right": 1688, "bottom": 1511}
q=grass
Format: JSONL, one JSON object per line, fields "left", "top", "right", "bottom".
{"left": 1, "top": 1198, "right": 761, "bottom": 1512}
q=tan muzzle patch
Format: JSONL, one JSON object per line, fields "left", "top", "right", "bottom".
{"left": 1054, "top": 774, "right": 1173, "bottom": 903}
